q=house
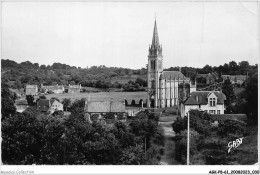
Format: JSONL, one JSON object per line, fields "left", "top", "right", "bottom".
{"left": 180, "top": 91, "right": 226, "bottom": 117}
{"left": 15, "top": 100, "right": 29, "bottom": 113}
{"left": 26, "top": 85, "right": 38, "bottom": 96}
{"left": 221, "top": 75, "right": 247, "bottom": 85}
{"left": 41, "top": 84, "right": 64, "bottom": 94}
{"left": 85, "top": 100, "right": 126, "bottom": 121}
{"left": 37, "top": 99, "right": 63, "bottom": 113}
{"left": 197, "top": 73, "right": 218, "bottom": 85}
{"left": 67, "top": 84, "right": 81, "bottom": 94}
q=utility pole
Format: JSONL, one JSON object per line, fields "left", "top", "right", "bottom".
{"left": 187, "top": 111, "right": 190, "bottom": 165}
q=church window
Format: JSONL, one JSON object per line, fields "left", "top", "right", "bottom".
{"left": 151, "top": 60, "right": 156, "bottom": 70}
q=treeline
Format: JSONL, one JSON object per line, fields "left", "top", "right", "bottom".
{"left": 1, "top": 59, "right": 257, "bottom": 91}
{"left": 1, "top": 59, "right": 147, "bottom": 90}
{"left": 165, "top": 61, "right": 258, "bottom": 81}
{"left": 1, "top": 82, "right": 164, "bottom": 165}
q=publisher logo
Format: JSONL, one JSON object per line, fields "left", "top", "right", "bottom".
{"left": 228, "top": 137, "right": 243, "bottom": 153}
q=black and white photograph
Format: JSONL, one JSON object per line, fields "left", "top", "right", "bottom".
{"left": 1, "top": 0, "right": 259, "bottom": 174}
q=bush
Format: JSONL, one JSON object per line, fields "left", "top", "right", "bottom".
{"left": 217, "top": 119, "right": 246, "bottom": 137}
{"left": 172, "top": 117, "right": 186, "bottom": 134}
{"left": 172, "top": 110, "right": 212, "bottom": 136}
{"left": 174, "top": 129, "right": 200, "bottom": 162}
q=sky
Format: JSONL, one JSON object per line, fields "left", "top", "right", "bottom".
{"left": 1, "top": 1, "right": 258, "bottom": 69}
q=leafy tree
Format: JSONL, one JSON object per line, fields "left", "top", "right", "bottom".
{"left": 244, "top": 73, "right": 258, "bottom": 121}
{"left": 62, "top": 98, "right": 72, "bottom": 111}
{"left": 14, "top": 79, "right": 22, "bottom": 89}
{"left": 39, "top": 95, "right": 47, "bottom": 99}
{"left": 26, "top": 95, "right": 35, "bottom": 106}
{"left": 2, "top": 113, "right": 45, "bottom": 164}
{"left": 1, "top": 82, "right": 16, "bottom": 119}
{"left": 172, "top": 110, "right": 211, "bottom": 136}
{"left": 222, "top": 78, "right": 235, "bottom": 113}
{"left": 217, "top": 119, "right": 246, "bottom": 137}
{"left": 175, "top": 129, "right": 200, "bottom": 163}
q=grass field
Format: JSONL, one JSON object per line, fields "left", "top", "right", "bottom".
{"left": 45, "top": 91, "right": 147, "bottom": 102}
{"left": 110, "top": 74, "right": 147, "bottom": 84}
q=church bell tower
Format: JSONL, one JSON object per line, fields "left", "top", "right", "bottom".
{"left": 147, "top": 19, "right": 163, "bottom": 108}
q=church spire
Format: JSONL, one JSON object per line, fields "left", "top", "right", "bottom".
{"left": 151, "top": 19, "right": 160, "bottom": 48}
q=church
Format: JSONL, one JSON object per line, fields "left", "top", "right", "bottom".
{"left": 147, "top": 20, "right": 196, "bottom": 108}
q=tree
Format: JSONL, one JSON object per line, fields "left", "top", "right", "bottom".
{"left": 62, "top": 98, "right": 72, "bottom": 111}
{"left": 217, "top": 119, "right": 246, "bottom": 137}
{"left": 2, "top": 113, "right": 45, "bottom": 164}
{"left": 39, "top": 95, "right": 47, "bottom": 99}
{"left": 26, "top": 95, "right": 35, "bottom": 106}
{"left": 222, "top": 78, "right": 235, "bottom": 113}
{"left": 14, "top": 79, "right": 22, "bottom": 90}
{"left": 244, "top": 73, "right": 258, "bottom": 121}
{"left": 1, "top": 82, "right": 16, "bottom": 119}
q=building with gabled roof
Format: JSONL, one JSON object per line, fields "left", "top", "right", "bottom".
{"left": 84, "top": 99, "right": 126, "bottom": 122}
{"left": 147, "top": 20, "right": 196, "bottom": 108}
{"left": 41, "top": 84, "right": 64, "bottom": 94}
{"left": 15, "top": 100, "right": 29, "bottom": 113}
{"left": 221, "top": 75, "right": 247, "bottom": 85}
{"left": 26, "top": 85, "right": 38, "bottom": 96}
{"left": 180, "top": 91, "right": 226, "bottom": 117}
{"left": 85, "top": 100, "right": 125, "bottom": 113}
{"left": 37, "top": 99, "right": 63, "bottom": 113}
{"left": 67, "top": 84, "right": 81, "bottom": 94}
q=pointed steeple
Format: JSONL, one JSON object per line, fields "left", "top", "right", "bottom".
{"left": 151, "top": 19, "right": 160, "bottom": 48}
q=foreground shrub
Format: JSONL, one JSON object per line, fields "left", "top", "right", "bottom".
{"left": 217, "top": 119, "right": 246, "bottom": 137}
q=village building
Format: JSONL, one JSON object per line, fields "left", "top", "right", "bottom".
{"left": 197, "top": 72, "right": 219, "bottom": 85}
{"left": 84, "top": 100, "right": 126, "bottom": 121}
{"left": 180, "top": 91, "right": 226, "bottom": 117}
{"left": 67, "top": 84, "right": 81, "bottom": 93}
{"left": 15, "top": 100, "right": 29, "bottom": 113}
{"left": 147, "top": 20, "right": 196, "bottom": 108}
{"left": 221, "top": 75, "right": 247, "bottom": 85}
{"left": 37, "top": 99, "right": 63, "bottom": 113}
{"left": 41, "top": 84, "right": 65, "bottom": 94}
{"left": 25, "top": 85, "right": 38, "bottom": 96}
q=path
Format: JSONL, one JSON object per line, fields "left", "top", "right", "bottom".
{"left": 159, "top": 115, "right": 178, "bottom": 165}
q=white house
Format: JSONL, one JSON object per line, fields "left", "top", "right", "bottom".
{"left": 180, "top": 91, "right": 226, "bottom": 117}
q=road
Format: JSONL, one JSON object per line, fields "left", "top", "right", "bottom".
{"left": 159, "top": 115, "right": 179, "bottom": 165}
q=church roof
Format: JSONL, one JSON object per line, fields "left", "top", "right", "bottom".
{"left": 161, "top": 71, "right": 186, "bottom": 80}
{"left": 151, "top": 20, "right": 160, "bottom": 48}
{"left": 184, "top": 91, "right": 226, "bottom": 105}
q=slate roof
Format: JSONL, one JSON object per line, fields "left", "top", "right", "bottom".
{"left": 15, "top": 100, "right": 28, "bottom": 105}
{"left": 184, "top": 91, "right": 226, "bottom": 105}
{"left": 37, "top": 99, "right": 51, "bottom": 112}
{"left": 85, "top": 100, "right": 125, "bottom": 113}
{"left": 26, "top": 85, "right": 38, "bottom": 89}
{"left": 161, "top": 71, "right": 187, "bottom": 80}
